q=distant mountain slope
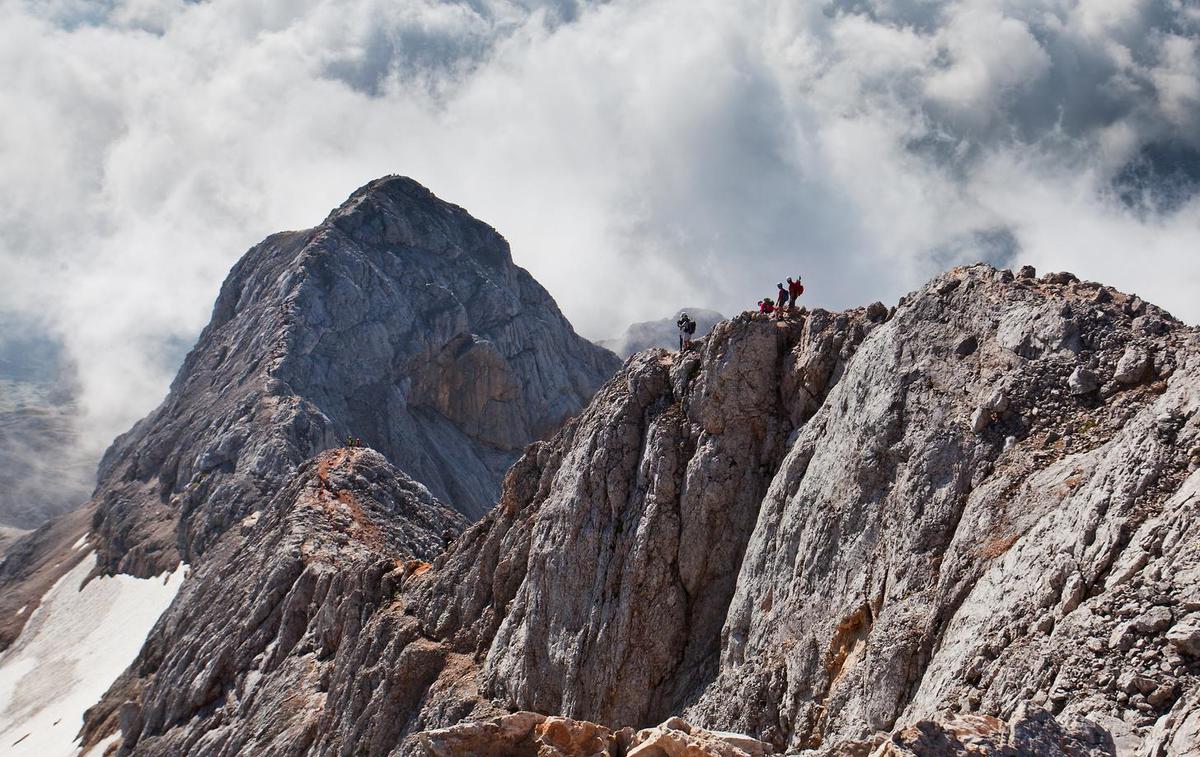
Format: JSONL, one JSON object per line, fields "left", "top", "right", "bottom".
{"left": 600, "top": 308, "right": 725, "bottom": 357}
{"left": 0, "top": 319, "right": 94, "bottom": 529}
{"left": 0, "top": 526, "right": 28, "bottom": 558}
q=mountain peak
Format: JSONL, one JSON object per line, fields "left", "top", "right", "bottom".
{"left": 76, "top": 176, "right": 620, "bottom": 576}
{"left": 324, "top": 175, "right": 512, "bottom": 268}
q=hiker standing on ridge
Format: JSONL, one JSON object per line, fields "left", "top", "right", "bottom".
{"left": 787, "top": 276, "right": 804, "bottom": 312}
{"left": 776, "top": 282, "right": 789, "bottom": 314}
{"left": 677, "top": 312, "right": 697, "bottom": 352}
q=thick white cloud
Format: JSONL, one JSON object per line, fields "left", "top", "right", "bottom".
{"left": 1, "top": 0, "right": 1198, "bottom": 468}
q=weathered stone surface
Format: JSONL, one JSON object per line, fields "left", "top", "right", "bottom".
{"left": 61, "top": 262, "right": 1200, "bottom": 756}
{"left": 1069, "top": 365, "right": 1100, "bottom": 394}
{"left": 1114, "top": 346, "right": 1152, "bottom": 385}
{"left": 418, "top": 711, "right": 547, "bottom": 756}
{"left": 1166, "top": 616, "right": 1200, "bottom": 657}
{"left": 84, "top": 447, "right": 466, "bottom": 756}
{"left": 414, "top": 714, "right": 769, "bottom": 757}
{"left": 867, "top": 704, "right": 1114, "bottom": 756}
{"left": 75, "top": 176, "right": 618, "bottom": 578}
{"left": 686, "top": 266, "right": 1199, "bottom": 752}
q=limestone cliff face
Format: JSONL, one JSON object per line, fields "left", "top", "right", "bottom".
{"left": 686, "top": 268, "right": 1200, "bottom": 753}
{"left": 86, "top": 176, "right": 620, "bottom": 577}
{"left": 82, "top": 448, "right": 467, "bottom": 756}
{"left": 95, "top": 302, "right": 883, "bottom": 755}
{"left": 63, "top": 261, "right": 1200, "bottom": 757}
{"left": 96, "top": 264, "right": 1200, "bottom": 757}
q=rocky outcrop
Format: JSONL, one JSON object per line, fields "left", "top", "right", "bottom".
{"left": 416, "top": 712, "right": 775, "bottom": 757}
{"left": 865, "top": 703, "right": 1116, "bottom": 756}
{"left": 81, "top": 447, "right": 466, "bottom": 755}
{"left": 49, "top": 254, "right": 1200, "bottom": 757}
{"left": 98, "top": 304, "right": 879, "bottom": 755}
{"left": 601, "top": 309, "right": 727, "bottom": 358}
{"left": 686, "top": 268, "right": 1198, "bottom": 752}
{"left": 81, "top": 176, "right": 618, "bottom": 578}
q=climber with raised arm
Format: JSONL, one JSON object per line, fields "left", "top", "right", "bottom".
{"left": 787, "top": 276, "right": 804, "bottom": 312}
{"left": 677, "top": 312, "right": 697, "bottom": 352}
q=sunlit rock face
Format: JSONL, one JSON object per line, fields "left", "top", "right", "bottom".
{"left": 14, "top": 203, "right": 1194, "bottom": 757}
{"left": 110, "top": 261, "right": 1190, "bottom": 757}
{"left": 84, "top": 175, "right": 620, "bottom": 576}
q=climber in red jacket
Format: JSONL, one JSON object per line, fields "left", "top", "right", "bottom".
{"left": 759, "top": 298, "right": 775, "bottom": 315}
{"left": 787, "top": 276, "right": 804, "bottom": 312}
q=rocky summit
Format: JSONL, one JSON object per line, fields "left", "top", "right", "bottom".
{"left": 71, "top": 260, "right": 1200, "bottom": 757}
{"left": 84, "top": 176, "right": 619, "bottom": 577}
{"left": 3, "top": 181, "right": 1200, "bottom": 757}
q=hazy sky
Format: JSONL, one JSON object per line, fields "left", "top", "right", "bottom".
{"left": 2, "top": 0, "right": 1199, "bottom": 460}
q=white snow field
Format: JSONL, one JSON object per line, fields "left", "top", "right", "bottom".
{"left": 0, "top": 552, "right": 186, "bottom": 756}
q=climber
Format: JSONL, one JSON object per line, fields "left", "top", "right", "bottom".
{"left": 759, "top": 298, "right": 775, "bottom": 315}
{"left": 787, "top": 276, "right": 804, "bottom": 311}
{"left": 677, "top": 312, "right": 698, "bottom": 352}
{"left": 776, "top": 282, "right": 789, "bottom": 314}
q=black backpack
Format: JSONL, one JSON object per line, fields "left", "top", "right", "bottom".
{"left": 684, "top": 318, "right": 697, "bottom": 335}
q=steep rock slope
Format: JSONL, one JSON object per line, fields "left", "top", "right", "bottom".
{"left": 83, "top": 265, "right": 1200, "bottom": 756}
{"left": 101, "top": 304, "right": 880, "bottom": 755}
{"left": 83, "top": 448, "right": 466, "bottom": 756}
{"left": 688, "top": 267, "right": 1200, "bottom": 754}
{"left": 86, "top": 175, "right": 618, "bottom": 578}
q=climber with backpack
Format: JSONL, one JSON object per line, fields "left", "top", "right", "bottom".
{"left": 759, "top": 298, "right": 775, "bottom": 315}
{"left": 677, "top": 312, "right": 697, "bottom": 352}
{"left": 787, "top": 276, "right": 804, "bottom": 312}
{"left": 776, "top": 282, "right": 789, "bottom": 314}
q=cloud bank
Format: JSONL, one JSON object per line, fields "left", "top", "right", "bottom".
{"left": 1, "top": 0, "right": 1198, "bottom": 486}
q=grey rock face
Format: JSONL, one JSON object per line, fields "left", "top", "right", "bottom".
{"left": 80, "top": 263, "right": 1200, "bottom": 756}
{"left": 99, "top": 306, "right": 875, "bottom": 756}
{"left": 86, "top": 176, "right": 619, "bottom": 576}
{"left": 82, "top": 448, "right": 466, "bottom": 756}
{"left": 600, "top": 308, "right": 727, "bottom": 357}
{"left": 689, "top": 267, "right": 1199, "bottom": 752}
{"left": 1068, "top": 365, "right": 1100, "bottom": 395}
{"left": 1114, "top": 346, "right": 1152, "bottom": 385}
{"left": 853, "top": 703, "right": 1116, "bottom": 756}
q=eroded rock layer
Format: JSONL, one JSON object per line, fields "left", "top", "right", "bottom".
{"left": 82, "top": 176, "right": 619, "bottom": 578}
{"left": 71, "top": 265, "right": 1200, "bottom": 755}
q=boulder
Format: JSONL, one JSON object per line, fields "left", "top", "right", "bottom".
{"left": 1069, "top": 365, "right": 1099, "bottom": 395}
{"left": 1166, "top": 615, "right": 1200, "bottom": 656}
{"left": 1113, "top": 346, "right": 1151, "bottom": 385}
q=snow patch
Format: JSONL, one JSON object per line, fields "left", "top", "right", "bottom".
{"left": 70, "top": 536, "right": 88, "bottom": 551}
{"left": 0, "top": 553, "right": 186, "bottom": 757}
{"left": 15, "top": 606, "right": 26, "bottom": 617}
